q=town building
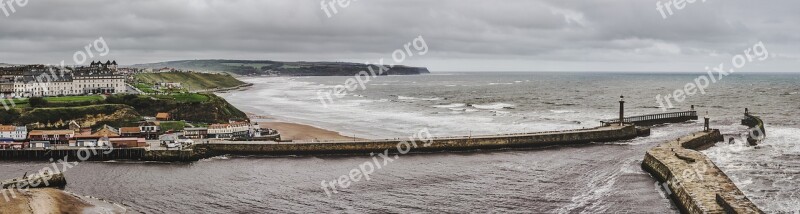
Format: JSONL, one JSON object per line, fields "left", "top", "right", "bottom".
{"left": 207, "top": 122, "right": 251, "bottom": 139}
{"left": 139, "top": 121, "right": 160, "bottom": 140}
{"left": 0, "top": 61, "right": 127, "bottom": 98}
{"left": 183, "top": 127, "right": 208, "bottom": 139}
{"left": 0, "top": 125, "right": 27, "bottom": 140}
{"left": 29, "top": 141, "right": 51, "bottom": 149}
{"left": 155, "top": 112, "right": 170, "bottom": 121}
{"left": 109, "top": 137, "right": 147, "bottom": 148}
{"left": 0, "top": 138, "right": 24, "bottom": 149}
{"left": 92, "top": 125, "right": 120, "bottom": 137}
{"left": 28, "top": 130, "right": 75, "bottom": 144}
{"left": 119, "top": 127, "right": 141, "bottom": 137}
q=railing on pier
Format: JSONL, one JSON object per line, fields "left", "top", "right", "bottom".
{"left": 600, "top": 111, "right": 697, "bottom": 126}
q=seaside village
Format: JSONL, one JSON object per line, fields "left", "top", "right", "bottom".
{"left": 0, "top": 61, "right": 279, "bottom": 150}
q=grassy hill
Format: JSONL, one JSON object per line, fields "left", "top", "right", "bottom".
{"left": 0, "top": 93, "right": 248, "bottom": 128}
{"left": 129, "top": 59, "right": 430, "bottom": 76}
{"left": 134, "top": 72, "right": 246, "bottom": 91}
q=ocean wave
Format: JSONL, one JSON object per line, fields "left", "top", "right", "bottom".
{"left": 396, "top": 96, "right": 442, "bottom": 101}
{"left": 471, "top": 103, "right": 515, "bottom": 110}
{"left": 433, "top": 103, "right": 466, "bottom": 108}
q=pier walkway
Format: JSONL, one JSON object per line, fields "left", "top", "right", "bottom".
{"left": 601, "top": 111, "right": 698, "bottom": 126}
{"left": 198, "top": 124, "right": 644, "bottom": 156}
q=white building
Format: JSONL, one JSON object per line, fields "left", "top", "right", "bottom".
{"left": 8, "top": 61, "right": 126, "bottom": 98}
{"left": 207, "top": 122, "right": 251, "bottom": 139}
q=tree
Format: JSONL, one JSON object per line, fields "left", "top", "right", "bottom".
{"left": 29, "top": 97, "right": 48, "bottom": 108}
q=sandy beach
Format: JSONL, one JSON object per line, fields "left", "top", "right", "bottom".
{"left": 0, "top": 188, "right": 126, "bottom": 214}
{"left": 259, "top": 122, "right": 363, "bottom": 141}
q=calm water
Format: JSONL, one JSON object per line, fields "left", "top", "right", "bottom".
{"left": 1, "top": 72, "right": 798, "bottom": 213}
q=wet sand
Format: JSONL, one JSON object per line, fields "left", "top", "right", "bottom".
{"left": 0, "top": 189, "right": 88, "bottom": 214}
{"left": 0, "top": 188, "right": 127, "bottom": 214}
{"left": 259, "top": 122, "right": 363, "bottom": 141}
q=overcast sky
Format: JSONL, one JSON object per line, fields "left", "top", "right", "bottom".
{"left": 0, "top": 0, "right": 798, "bottom": 72}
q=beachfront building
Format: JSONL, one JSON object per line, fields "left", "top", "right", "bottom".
{"left": 140, "top": 121, "right": 160, "bottom": 140}
{"left": 29, "top": 141, "right": 51, "bottom": 149}
{"left": 109, "top": 137, "right": 147, "bottom": 148}
{"left": 183, "top": 127, "right": 208, "bottom": 139}
{"left": 207, "top": 122, "right": 250, "bottom": 139}
{"left": 0, "top": 138, "right": 24, "bottom": 149}
{"left": 0, "top": 125, "right": 27, "bottom": 140}
{"left": 28, "top": 130, "right": 75, "bottom": 144}
{"left": 119, "top": 127, "right": 141, "bottom": 137}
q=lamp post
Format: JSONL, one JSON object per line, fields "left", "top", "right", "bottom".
{"left": 619, "top": 95, "right": 625, "bottom": 126}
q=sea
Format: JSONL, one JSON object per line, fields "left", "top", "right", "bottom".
{"left": 0, "top": 72, "right": 798, "bottom": 213}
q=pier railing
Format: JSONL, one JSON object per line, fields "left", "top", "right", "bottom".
{"left": 601, "top": 111, "right": 697, "bottom": 126}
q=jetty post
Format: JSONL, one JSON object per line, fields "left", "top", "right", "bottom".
{"left": 618, "top": 95, "right": 625, "bottom": 126}
{"left": 703, "top": 111, "right": 710, "bottom": 131}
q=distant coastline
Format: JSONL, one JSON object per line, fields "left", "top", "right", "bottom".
{"left": 130, "top": 59, "right": 430, "bottom": 76}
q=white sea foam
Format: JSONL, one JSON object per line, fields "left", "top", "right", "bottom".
{"left": 433, "top": 103, "right": 466, "bottom": 108}
{"left": 472, "top": 103, "right": 514, "bottom": 110}
{"left": 550, "top": 110, "right": 578, "bottom": 114}
{"left": 397, "top": 96, "right": 442, "bottom": 101}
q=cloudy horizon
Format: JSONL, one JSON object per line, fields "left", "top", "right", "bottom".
{"left": 0, "top": 0, "right": 798, "bottom": 72}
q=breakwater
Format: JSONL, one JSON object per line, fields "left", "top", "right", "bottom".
{"left": 741, "top": 111, "right": 766, "bottom": 145}
{"left": 641, "top": 130, "right": 763, "bottom": 213}
{"left": 198, "top": 125, "right": 641, "bottom": 156}
{"left": 2, "top": 125, "right": 642, "bottom": 161}
{"left": 0, "top": 148, "right": 201, "bottom": 162}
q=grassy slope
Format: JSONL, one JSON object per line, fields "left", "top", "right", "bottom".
{"left": 44, "top": 95, "right": 104, "bottom": 103}
{"left": 135, "top": 72, "right": 246, "bottom": 91}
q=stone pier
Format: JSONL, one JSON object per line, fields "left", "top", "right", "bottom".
{"left": 199, "top": 125, "right": 642, "bottom": 156}
{"left": 641, "top": 130, "right": 763, "bottom": 213}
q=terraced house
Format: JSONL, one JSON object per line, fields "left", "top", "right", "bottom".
{"left": 1, "top": 60, "right": 126, "bottom": 98}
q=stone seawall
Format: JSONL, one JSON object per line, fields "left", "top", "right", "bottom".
{"left": 1, "top": 125, "right": 639, "bottom": 161}
{"left": 641, "top": 130, "right": 763, "bottom": 213}
{"left": 199, "top": 125, "right": 639, "bottom": 156}
{"left": 0, "top": 148, "right": 201, "bottom": 162}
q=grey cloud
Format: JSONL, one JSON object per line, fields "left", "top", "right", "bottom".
{"left": 0, "top": 0, "right": 797, "bottom": 72}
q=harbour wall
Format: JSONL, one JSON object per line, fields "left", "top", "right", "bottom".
{"left": 0, "top": 148, "right": 201, "bottom": 162}
{"left": 1, "top": 125, "right": 641, "bottom": 161}
{"left": 198, "top": 125, "right": 640, "bottom": 156}
{"left": 641, "top": 130, "right": 763, "bottom": 213}
{"left": 741, "top": 113, "right": 766, "bottom": 145}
